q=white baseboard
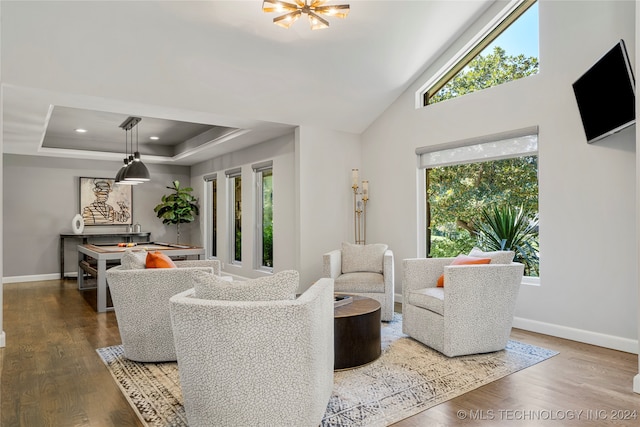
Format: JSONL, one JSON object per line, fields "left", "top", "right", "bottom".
{"left": 512, "top": 317, "right": 638, "bottom": 354}
{"left": 3, "top": 273, "right": 61, "bottom": 284}
{"left": 0, "top": 331, "right": 5, "bottom": 348}
{"left": 634, "top": 374, "right": 640, "bottom": 394}
{"left": 395, "top": 292, "right": 403, "bottom": 304}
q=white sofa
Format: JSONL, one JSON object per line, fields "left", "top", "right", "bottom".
{"left": 169, "top": 276, "right": 334, "bottom": 427}
{"left": 402, "top": 254, "right": 524, "bottom": 357}
{"left": 105, "top": 258, "right": 221, "bottom": 362}
{"left": 323, "top": 242, "right": 394, "bottom": 321}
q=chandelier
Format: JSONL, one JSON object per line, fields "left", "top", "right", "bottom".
{"left": 262, "top": 0, "right": 350, "bottom": 30}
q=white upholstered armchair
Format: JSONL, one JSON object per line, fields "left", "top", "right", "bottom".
{"left": 105, "top": 255, "right": 221, "bottom": 362}
{"left": 323, "top": 242, "right": 394, "bottom": 321}
{"left": 402, "top": 251, "right": 524, "bottom": 357}
{"left": 169, "top": 275, "right": 334, "bottom": 427}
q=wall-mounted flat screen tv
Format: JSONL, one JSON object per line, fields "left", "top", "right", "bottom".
{"left": 572, "top": 39, "right": 635, "bottom": 144}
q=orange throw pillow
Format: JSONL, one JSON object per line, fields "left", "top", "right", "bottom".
{"left": 437, "top": 255, "right": 491, "bottom": 287}
{"left": 146, "top": 251, "right": 177, "bottom": 269}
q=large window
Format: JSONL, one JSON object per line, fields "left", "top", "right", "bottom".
{"left": 226, "top": 168, "right": 242, "bottom": 264}
{"left": 420, "top": 0, "right": 538, "bottom": 106}
{"left": 418, "top": 129, "right": 539, "bottom": 277}
{"left": 204, "top": 173, "right": 218, "bottom": 258}
{"left": 253, "top": 161, "right": 273, "bottom": 271}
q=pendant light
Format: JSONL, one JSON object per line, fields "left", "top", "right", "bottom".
{"left": 115, "top": 120, "right": 138, "bottom": 185}
{"left": 120, "top": 116, "right": 150, "bottom": 183}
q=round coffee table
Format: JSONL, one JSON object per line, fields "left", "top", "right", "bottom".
{"left": 334, "top": 294, "right": 381, "bottom": 370}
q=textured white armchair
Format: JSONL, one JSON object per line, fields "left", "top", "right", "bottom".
{"left": 323, "top": 242, "right": 395, "bottom": 321}
{"left": 402, "top": 254, "right": 524, "bottom": 357}
{"left": 169, "top": 276, "right": 334, "bottom": 427}
{"left": 105, "top": 258, "right": 221, "bottom": 362}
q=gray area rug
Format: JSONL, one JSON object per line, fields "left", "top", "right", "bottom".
{"left": 96, "top": 315, "right": 558, "bottom": 426}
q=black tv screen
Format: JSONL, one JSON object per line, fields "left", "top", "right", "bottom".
{"left": 572, "top": 39, "right": 635, "bottom": 143}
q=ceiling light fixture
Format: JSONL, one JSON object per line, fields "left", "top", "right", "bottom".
{"left": 75, "top": 128, "right": 87, "bottom": 133}
{"left": 115, "top": 116, "right": 150, "bottom": 183}
{"left": 115, "top": 118, "right": 139, "bottom": 185}
{"left": 262, "top": 0, "right": 350, "bottom": 30}
{"left": 122, "top": 117, "right": 150, "bottom": 182}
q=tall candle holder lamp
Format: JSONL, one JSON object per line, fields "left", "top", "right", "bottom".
{"left": 351, "top": 169, "right": 369, "bottom": 245}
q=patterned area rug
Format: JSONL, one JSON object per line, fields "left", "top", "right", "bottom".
{"left": 96, "top": 315, "right": 558, "bottom": 427}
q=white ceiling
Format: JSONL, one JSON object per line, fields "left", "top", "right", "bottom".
{"left": 1, "top": 0, "right": 496, "bottom": 166}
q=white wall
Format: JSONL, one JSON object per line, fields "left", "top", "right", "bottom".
{"left": 296, "top": 126, "right": 361, "bottom": 289}
{"left": 0, "top": 2, "right": 5, "bottom": 346}
{"left": 635, "top": 0, "right": 640, "bottom": 394}
{"left": 363, "top": 0, "right": 637, "bottom": 353}
{"left": 191, "top": 126, "right": 361, "bottom": 291}
{"left": 191, "top": 133, "right": 298, "bottom": 280}
{"left": 2, "top": 155, "right": 191, "bottom": 279}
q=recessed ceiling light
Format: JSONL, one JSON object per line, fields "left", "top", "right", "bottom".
{"left": 149, "top": 136, "right": 159, "bottom": 140}
{"left": 75, "top": 128, "right": 87, "bottom": 133}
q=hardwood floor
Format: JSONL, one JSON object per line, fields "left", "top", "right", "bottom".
{"left": 1, "top": 280, "right": 639, "bottom": 426}
{"left": 1, "top": 280, "right": 141, "bottom": 427}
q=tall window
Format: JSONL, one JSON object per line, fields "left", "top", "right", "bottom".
{"left": 226, "top": 168, "right": 242, "bottom": 264}
{"left": 421, "top": 0, "right": 538, "bottom": 106}
{"left": 253, "top": 161, "right": 273, "bottom": 271}
{"left": 204, "top": 173, "right": 217, "bottom": 257}
{"left": 418, "top": 129, "right": 539, "bottom": 277}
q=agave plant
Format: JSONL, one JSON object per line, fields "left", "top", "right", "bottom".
{"left": 475, "top": 204, "right": 539, "bottom": 276}
{"left": 154, "top": 181, "right": 199, "bottom": 244}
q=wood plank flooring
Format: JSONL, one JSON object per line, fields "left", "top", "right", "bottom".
{"left": 1, "top": 279, "right": 639, "bottom": 426}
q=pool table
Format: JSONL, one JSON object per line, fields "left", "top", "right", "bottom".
{"left": 77, "top": 242, "right": 205, "bottom": 312}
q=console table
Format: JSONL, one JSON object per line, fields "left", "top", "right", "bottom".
{"left": 59, "top": 232, "right": 151, "bottom": 279}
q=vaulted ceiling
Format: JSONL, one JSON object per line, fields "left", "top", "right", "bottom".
{"left": 1, "top": 0, "right": 495, "bottom": 165}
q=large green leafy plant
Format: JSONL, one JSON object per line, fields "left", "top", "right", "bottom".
{"left": 475, "top": 203, "right": 539, "bottom": 276}
{"left": 154, "top": 181, "right": 199, "bottom": 244}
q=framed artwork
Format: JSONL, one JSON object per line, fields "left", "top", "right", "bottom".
{"left": 79, "top": 177, "right": 133, "bottom": 226}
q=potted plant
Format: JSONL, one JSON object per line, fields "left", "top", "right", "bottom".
{"left": 154, "top": 180, "right": 199, "bottom": 244}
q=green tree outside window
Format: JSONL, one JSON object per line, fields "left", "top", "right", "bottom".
{"left": 427, "top": 47, "right": 540, "bottom": 275}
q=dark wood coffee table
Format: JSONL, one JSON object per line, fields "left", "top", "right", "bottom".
{"left": 334, "top": 294, "right": 381, "bottom": 370}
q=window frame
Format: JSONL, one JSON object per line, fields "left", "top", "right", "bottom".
{"left": 203, "top": 173, "right": 218, "bottom": 259}
{"left": 226, "top": 168, "right": 242, "bottom": 265}
{"left": 416, "top": 127, "right": 540, "bottom": 283}
{"left": 253, "top": 161, "right": 274, "bottom": 272}
{"left": 416, "top": 0, "right": 537, "bottom": 108}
